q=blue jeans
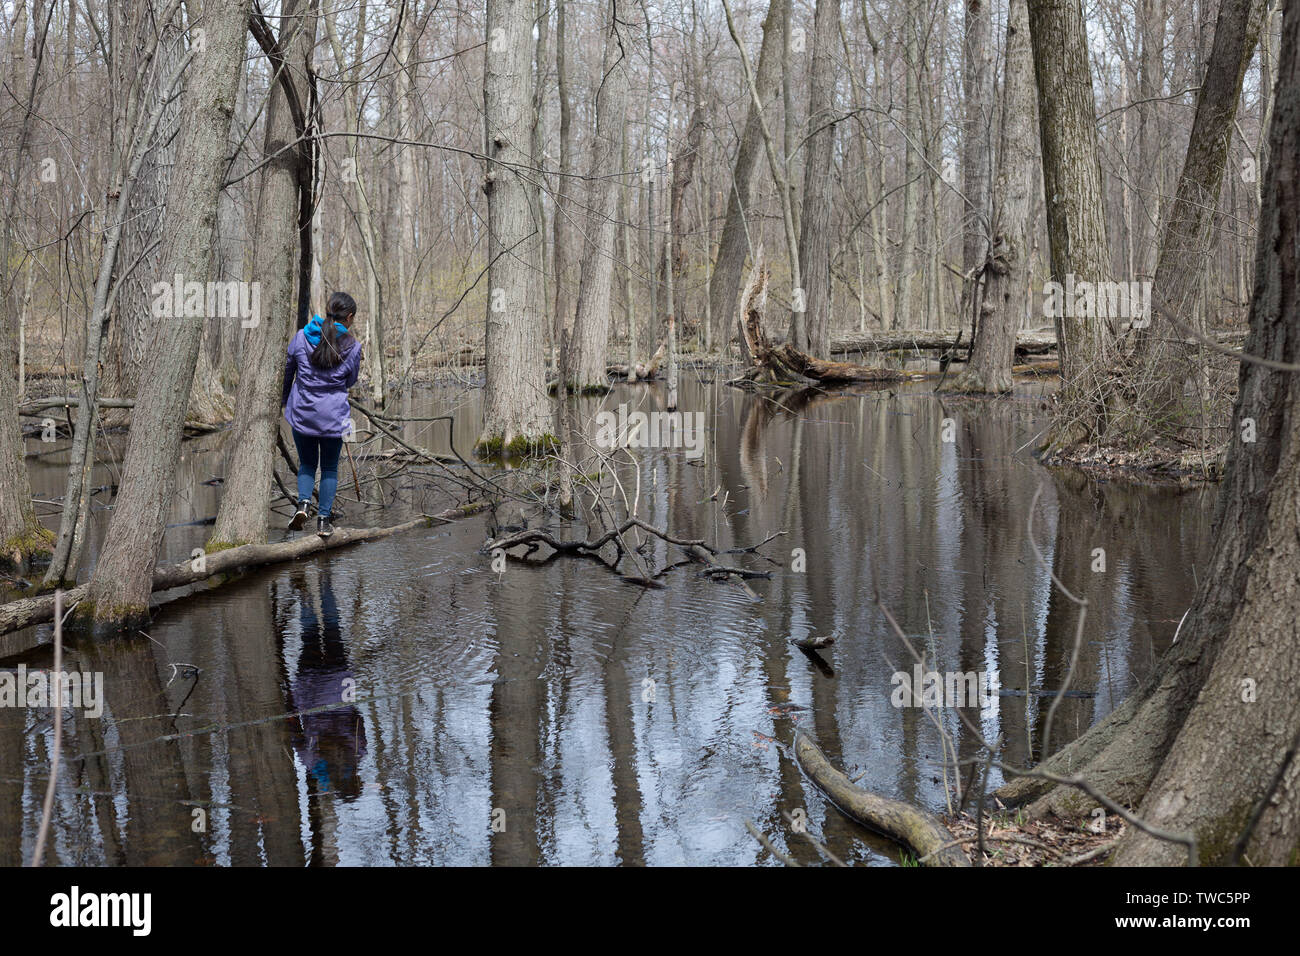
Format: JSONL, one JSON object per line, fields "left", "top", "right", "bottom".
{"left": 293, "top": 430, "right": 343, "bottom": 518}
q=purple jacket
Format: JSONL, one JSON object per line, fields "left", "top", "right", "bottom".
{"left": 282, "top": 329, "right": 363, "bottom": 437}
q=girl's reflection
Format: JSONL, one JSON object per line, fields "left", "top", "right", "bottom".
{"left": 289, "top": 571, "right": 367, "bottom": 801}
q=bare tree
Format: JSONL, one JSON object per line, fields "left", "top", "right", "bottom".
{"left": 82, "top": 0, "right": 254, "bottom": 628}
{"left": 1137, "top": 0, "right": 1266, "bottom": 418}
{"left": 1004, "top": 1, "right": 1300, "bottom": 863}
{"left": 959, "top": 0, "right": 994, "bottom": 337}
{"left": 1027, "top": 0, "right": 1116, "bottom": 447}
{"left": 210, "top": 0, "right": 317, "bottom": 547}
{"left": 791, "top": 0, "right": 840, "bottom": 356}
{"left": 708, "top": 0, "right": 785, "bottom": 361}
{"left": 567, "top": 0, "right": 631, "bottom": 390}
{"left": 480, "top": 0, "right": 549, "bottom": 450}
{"left": 0, "top": 0, "right": 52, "bottom": 569}
{"left": 948, "top": 0, "right": 1038, "bottom": 393}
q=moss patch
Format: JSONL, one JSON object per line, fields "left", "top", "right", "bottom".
{"left": 1, "top": 524, "right": 55, "bottom": 572}
{"left": 548, "top": 380, "right": 612, "bottom": 396}
{"left": 474, "top": 432, "right": 559, "bottom": 461}
{"left": 202, "top": 539, "right": 244, "bottom": 554}
{"left": 71, "top": 598, "right": 151, "bottom": 635}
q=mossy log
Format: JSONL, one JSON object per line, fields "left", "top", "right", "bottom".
{"left": 794, "top": 731, "right": 970, "bottom": 866}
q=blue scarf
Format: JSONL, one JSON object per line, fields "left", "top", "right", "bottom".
{"left": 303, "top": 314, "right": 350, "bottom": 347}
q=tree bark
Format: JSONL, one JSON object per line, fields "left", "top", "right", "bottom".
{"left": 895, "top": 0, "right": 923, "bottom": 330}
{"left": 790, "top": 0, "right": 839, "bottom": 356}
{"left": 0, "top": 0, "right": 51, "bottom": 569}
{"left": 1136, "top": 0, "right": 1266, "bottom": 426}
{"left": 1027, "top": 0, "right": 1116, "bottom": 446}
{"left": 948, "top": 0, "right": 1037, "bottom": 393}
{"left": 567, "top": 0, "right": 631, "bottom": 390}
{"left": 709, "top": 0, "right": 786, "bottom": 360}
{"left": 959, "top": 0, "right": 994, "bottom": 343}
{"left": 1110, "top": 0, "right": 1300, "bottom": 865}
{"left": 1136, "top": 0, "right": 1166, "bottom": 280}
{"left": 82, "top": 0, "right": 253, "bottom": 628}
{"left": 395, "top": 0, "right": 418, "bottom": 383}
{"left": 480, "top": 0, "right": 550, "bottom": 447}
{"left": 721, "top": 0, "right": 801, "bottom": 353}
{"left": 552, "top": 0, "right": 573, "bottom": 369}
{"left": 795, "top": 732, "right": 970, "bottom": 866}
{"left": 210, "top": 0, "right": 316, "bottom": 548}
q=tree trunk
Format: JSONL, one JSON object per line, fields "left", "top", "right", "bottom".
{"left": 1108, "top": 0, "right": 1300, "bottom": 865}
{"left": 791, "top": 0, "right": 839, "bottom": 356}
{"left": 104, "top": 3, "right": 184, "bottom": 416}
{"left": 326, "top": 0, "right": 386, "bottom": 407}
{"left": 896, "top": 0, "right": 922, "bottom": 330}
{"left": 999, "top": 0, "right": 1300, "bottom": 867}
{"left": 552, "top": 0, "right": 572, "bottom": 369}
{"left": 959, "top": 0, "right": 994, "bottom": 341}
{"left": 567, "top": 0, "right": 631, "bottom": 391}
{"left": 1027, "top": 0, "right": 1115, "bottom": 446}
{"left": 480, "top": 0, "right": 550, "bottom": 447}
{"left": 395, "top": 0, "right": 417, "bottom": 384}
{"left": 1137, "top": 0, "right": 1166, "bottom": 280}
{"left": 210, "top": 0, "right": 316, "bottom": 548}
{"left": 948, "top": 0, "right": 1037, "bottom": 393}
{"left": 709, "top": 0, "right": 786, "bottom": 360}
{"left": 82, "top": 0, "right": 253, "bottom": 629}
{"left": 663, "top": 98, "right": 704, "bottom": 329}
{"left": 1136, "top": 0, "right": 1266, "bottom": 428}
{"left": 721, "top": 0, "right": 801, "bottom": 357}
{"left": 42, "top": 13, "right": 193, "bottom": 587}
{"left": 0, "top": 0, "right": 50, "bottom": 569}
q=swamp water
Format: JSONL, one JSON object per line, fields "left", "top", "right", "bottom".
{"left": 1, "top": 376, "right": 1213, "bottom": 864}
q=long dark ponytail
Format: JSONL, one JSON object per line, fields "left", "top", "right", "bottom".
{"left": 310, "top": 291, "right": 358, "bottom": 369}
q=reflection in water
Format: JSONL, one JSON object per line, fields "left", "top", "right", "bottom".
{"left": 289, "top": 573, "right": 367, "bottom": 804}
{"left": 6, "top": 378, "right": 1215, "bottom": 865}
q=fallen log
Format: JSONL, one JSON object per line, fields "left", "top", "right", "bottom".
{"left": 831, "top": 327, "right": 1247, "bottom": 356}
{"left": 423, "top": 340, "right": 669, "bottom": 380}
{"left": 736, "top": 255, "right": 914, "bottom": 386}
{"left": 794, "top": 730, "right": 970, "bottom": 867}
{"left": 425, "top": 344, "right": 484, "bottom": 367}
{"left": 18, "top": 396, "right": 226, "bottom": 437}
{"left": 0, "top": 508, "right": 485, "bottom": 638}
{"left": 771, "top": 344, "right": 920, "bottom": 384}
{"left": 832, "top": 329, "right": 1058, "bottom": 355}
{"left": 607, "top": 340, "right": 668, "bottom": 381}
{"left": 19, "top": 396, "right": 137, "bottom": 416}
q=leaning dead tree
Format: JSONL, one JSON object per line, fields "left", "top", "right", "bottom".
{"left": 729, "top": 253, "right": 917, "bottom": 387}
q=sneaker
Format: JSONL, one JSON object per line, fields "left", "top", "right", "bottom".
{"left": 317, "top": 515, "right": 334, "bottom": 539}
{"left": 288, "top": 500, "right": 310, "bottom": 530}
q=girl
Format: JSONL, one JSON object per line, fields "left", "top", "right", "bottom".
{"left": 282, "top": 292, "right": 364, "bottom": 538}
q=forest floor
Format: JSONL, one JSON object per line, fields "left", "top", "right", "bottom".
{"left": 942, "top": 810, "right": 1124, "bottom": 866}
{"left": 1040, "top": 440, "right": 1229, "bottom": 484}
